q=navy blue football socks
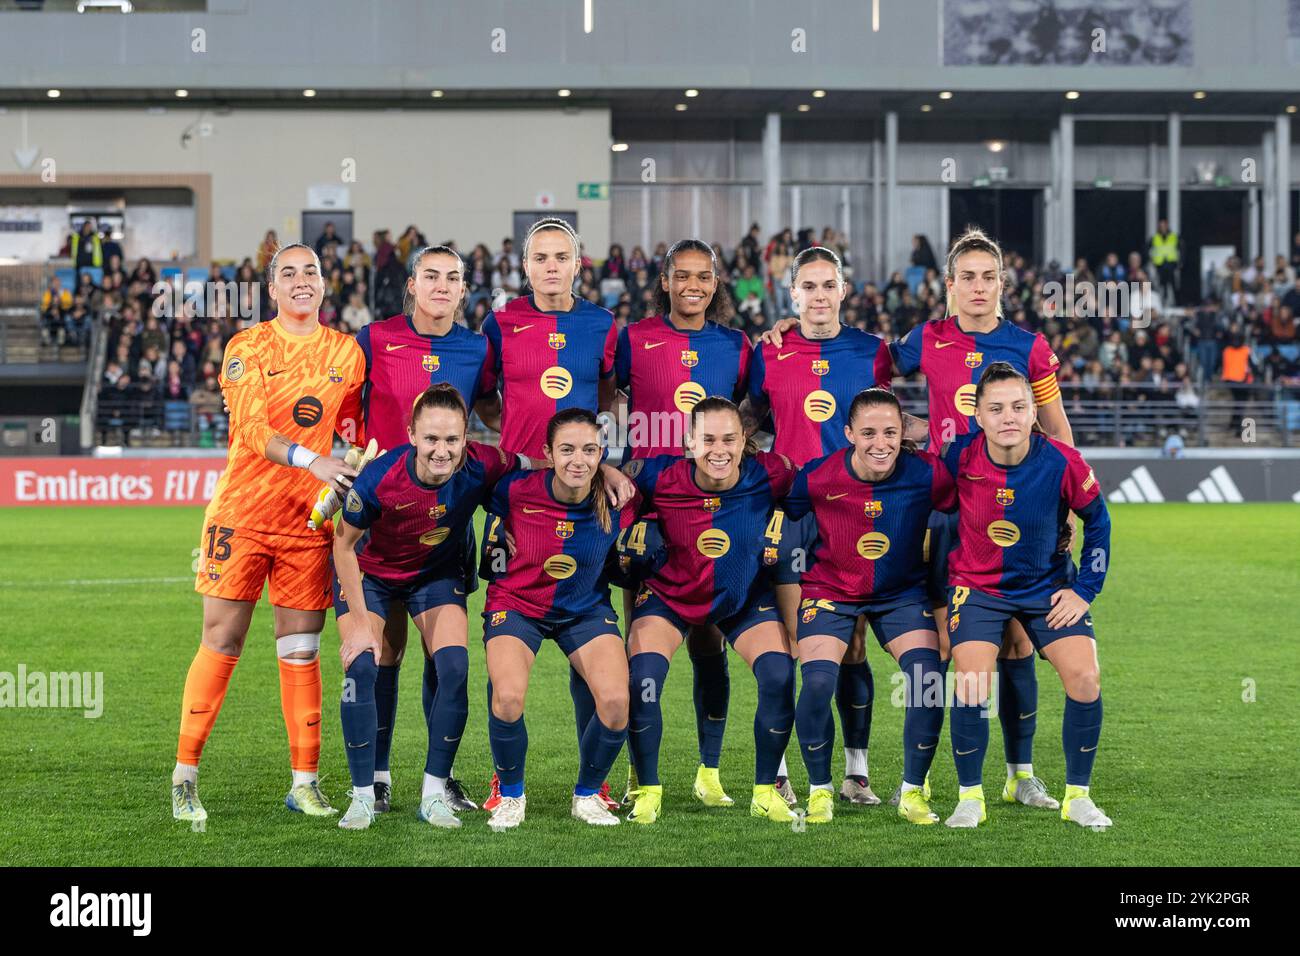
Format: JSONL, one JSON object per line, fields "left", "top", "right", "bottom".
{"left": 627, "top": 652, "right": 670, "bottom": 786}
{"left": 898, "top": 647, "right": 944, "bottom": 786}
{"left": 576, "top": 715, "right": 628, "bottom": 796}
{"left": 487, "top": 709, "right": 528, "bottom": 798}
{"left": 795, "top": 659, "right": 839, "bottom": 787}
{"left": 340, "top": 650, "right": 378, "bottom": 788}
{"left": 752, "top": 651, "right": 796, "bottom": 785}
{"left": 569, "top": 665, "right": 597, "bottom": 746}
{"left": 690, "top": 649, "right": 729, "bottom": 768}
{"left": 425, "top": 646, "right": 469, "bottom": 778}
{"left": 998, "top": 654, "right": 1038, "bottom": 766}
{"left": 1063, "top": 693, "right": 1103, "bottom": 786}
{"left": 373, "top": 662, "right": 399, "bottom": 773}
{"left": 950, "top": 691, "right": 990, "bottom": 789}
{"left": 836, "top": 658, "right": 874, "bottom": 751}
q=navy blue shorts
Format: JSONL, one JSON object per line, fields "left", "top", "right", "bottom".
{"left": 925, "top": 510, "right": 959, "bottom": 608}
{"left": 796, "top": 596, "right": 937, "bottom": 648}
{"left": 334, "top": 571, "right": 467, "bottom": 619}
{"left": 610, "top": 517, "right": 668, "bottom": 591}
{"left": 767, "top": 509, "right": 819, "bottom": 586}
{"left": 946, "top": 586, "right": 1095, "bottom": 653}
{"left": 630, "top": 587, "right": 782, "bottom": 647}
{"left": 481, "top": 606, "right": 620, "bottom": 657}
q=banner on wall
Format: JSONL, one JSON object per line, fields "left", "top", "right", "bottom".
{"left": 0, "top": 457, "right": 226, "bottom": 506}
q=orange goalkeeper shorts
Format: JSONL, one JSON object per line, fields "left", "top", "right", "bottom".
{"left": 194, "top": 524, "right": 332, "bottom": 610}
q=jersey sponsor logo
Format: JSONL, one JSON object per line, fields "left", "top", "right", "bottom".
{"left": 543, "top": 554, "right": 578, "bottom": 579}
{"left": 293, "top": 396, "right": 324, "bottom": 427}
{"left": 512, "top": 324, "right": 535, "bottom": 334}
{"left": 328, "top": 365, "right": 343, "bottom": 383}
{"left": 225, "top": 356, "right": 245, "bottom": 382}
{"left": 642, "top": 340, "right": 666, "bottom": 350}
{"left": 762, "top": 545, "right": 778, "bottom": 565}
{"left": 934, "top": 340, "right": 957, "bottom": 349}
{"left": 423, "top": 354, "right": 440, "bottom": 372}
{"left": 701, "top": 496, "right": 721, "bottom": 512}
{"left": 776, "top": 351, "right": 796, "bottom": 361}
{"left": 674, "top": 381, "right": 706, "bottom": 413}
{"left": 555, "top": 519, "right": 575, "bottom": 539}
{"left": 954, "top": 383, "right": 977, "bottom": 416}
{"left": 385, "top": 343, "right": 408, "bottom": 352}
{"left": 548, "top": 332, "right": 567, "bottom": 350}
{"left": 826, "top": 492, "right": 849, "bottom": 501}
{"left": 540, "top": 366, "right": 573, "bottom": 399}
{"left": 696, "top": 528, "right": 731, "bottom": 558}
{"left": 419, "top": 527, "right": 451, "bottom": 547}
{"left": 804, "top": 390, "right": 836, "bottom": 422}
{"left": 864, "top": 499, "right": 883, "bottom": 518}
{"left": 986, "top": 519, "right": 1021, "bottom": 547}
{"left": 680, "top": 349, "right": 699, "bottom": 368}
{"left": 811, "top": 359, "right": 830, "bottom": 376}
{"left": 855, "top": 531, "right": 891, "bottom": 560}
{"left": 995, "top": 487, "right": 1015, "bottom": 506}
{"left": 429, "top": 503, "right": 447, "bottom": 519}
{"left": 345, "top": 489, "right": 363, "bottom": 513}
{"left": 490, "top": 610, "right": 508, "bottom": 626}
{"left": 964, "top": 351, "right": 984, "bottom": 369}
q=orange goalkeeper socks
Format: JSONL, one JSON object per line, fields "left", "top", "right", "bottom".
{"left": 177, "top": 644, "right": 239, "bottom": 766}
{"left": 278, "top": 658, "right": 323, "bottom": 772}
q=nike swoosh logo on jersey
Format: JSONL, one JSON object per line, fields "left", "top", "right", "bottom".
{"left": 826, "top": 492, "right": 849, "bottom": 500}
{"left": 964, "top": 474, "right": 986, "bottom": 480}
{"left": 776, "top": 351, "right": 796, "bottom": 361}
{"left": 385, "top": 343, "right": 408, "bottom": 351}
{"left": 1019, "top": 711, "right": 1037, "bottom": 720}
{"left": 266, "top": 369, "right": 286, "bottom": 376}
{"left": 522, "top": 507, "right": 546, "bottom": 514}
{"left": 956, "top": 747, "right": 976, "bottom": 755}
{"left": 394, "top": 501, "right": 415, "bottom": 510}
{"left": 935, "top": 341, "right": 957, "bottom": 349}
{"left": 512, "top": 324, "right": 535, "bottom": 333}
{"left": 643, "top": 341, "right": 666, "bottom": 350}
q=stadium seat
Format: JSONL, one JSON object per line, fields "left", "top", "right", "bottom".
{"left": 905, "top": 265, "right": 926, "bottom": 294}
{"left": 54, "top": 267, "right": 76, "bottom": 289}
{"left": 185, "top": 267, "right": 210, "bottom": 286}
{"left": 164, "top": 401, "right": 192, "bottom": 434}
{"left": 82, "top": 267, "right": 104, "bottom": 286}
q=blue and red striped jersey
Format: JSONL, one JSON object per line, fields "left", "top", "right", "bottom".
{"left": 625, "top": 451, "right": 796, "bottom": 624}
{"left": 615, "top": 314, "right": 751, "bottom": 459}
{"left": 343, "top": 440, "right": 515, "bottom": 584}
{"left": 483, "top": 469, "right": 640, "bottom": 621}
{"left": 890, "top": 316, "right": 1061, "bottom": 451}
{"left": 480, "top": 295, "right": 618, "bottom": 459}
{"left": 783, "top": 448, "right": 956, "bottom": 605}
{"left": 355, "top": 315, "right": 493, "bottom": 454}
{"left": 940, "top": 431, "right": 1110, "bottom": 603}
{"left": 750, "top": 325, "right": 893, "bottom": 467}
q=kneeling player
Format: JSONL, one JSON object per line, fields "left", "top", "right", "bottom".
{"left": 940, "top": 363, "right": 1112, "bottom": 830}
{"left": 621, "top": 397, "right": 799, "bottom": 825}
{"left": 332, "top": 385, "right": 517, "bottom": 830}
{"left": 481, "top": 409, "right": 638, "bottom": 831}
{"left": 782, "top": 389, "right": 952, "bottom": 824}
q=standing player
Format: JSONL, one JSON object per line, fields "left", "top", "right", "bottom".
{"left": 331, "top": 385, "right": 517, "bottom": 830}
{"left": 891, "top": 228, "right": 1075, "bottom": 811}
{"left": 621, "top": 397, "right": 799, "bottom": 826}
{"left": 343, "top": 245, "right": 498, "bottom": 814}
{"left": 745, "top": 246, "right": 894, "bottom": 806}
{"left": 479, "top": 218, "right": 621, "bottom": 811}
{"left": 480, "top": 409, "right": 638, "bottom": 831}
{"left": 171, "top": 243, "right": 364, "bottom": 824}
{"left": 614, "top": 238, "right": 750, "bottom": 807}
{"left": 940, "top": 363, "right": 1111, "bottom": 830}
{"left": 782, "top": 389, "right": 952, "bottom": 825}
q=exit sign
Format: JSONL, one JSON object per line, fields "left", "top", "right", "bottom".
{"left": 1094, "top": 177, "right": 1113, "bottom": 188}
{"left": 578, "top": 182, "right": 609, "bottom": 200}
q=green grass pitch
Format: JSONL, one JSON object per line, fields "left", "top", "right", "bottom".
{"left": 1, "top": 504, "right": 1297, "bottom": 866}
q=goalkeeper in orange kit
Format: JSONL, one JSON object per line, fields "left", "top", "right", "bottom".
{"left": 171, "top": 243, "right": 366, "bottom": 824}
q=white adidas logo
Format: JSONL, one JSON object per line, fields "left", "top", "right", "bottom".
{"left": 1186, "top": 466, "right": 1243, "bottom": 503}
{"left": 1107, "top": 466, "right": 1164, "bottom": 503}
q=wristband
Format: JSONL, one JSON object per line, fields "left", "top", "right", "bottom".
{"left": 288, "top": 442, "right": 319, "bottom": 470}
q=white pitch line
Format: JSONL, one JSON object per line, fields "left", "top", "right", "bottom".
{"left": 0, "top": 576, "right": 192, "bottom": 587}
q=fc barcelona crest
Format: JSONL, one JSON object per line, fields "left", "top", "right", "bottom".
{"left": 490, "top": 610, "right": 508, "bottom": 626}
{"left": 548, "top": 332, "right": 567, "bottom": 350}
{"left": 864, "top": 499, "right": 883, "bottom": 518}
{"left": 702, "top": 497, "right": 721, "bottom": 512}
{"left": 680, "top": 349, "right": 699, "bottom": 368}
{"left": 555, "top": 519, "right": 575, "bottom": 539}
{"left": 762, "top": 546, "right": 779, "bottom": 566}
{"left": 328, "top": 365, "right": 344, "bottom": 383}
{"left": 206, "top": 562, "right": 221, "bottom": 581}
{"left": 995, "top": 487, "right": 1015, "bottom": 506}
{"left": 429, "top": 503, "right": 447, "bottom": 520}
{"left": 801, "top": 607, "right": 818, "bottom": 623}
{"left": 811, "top": 359, "right": 830, "bottom": 376}
{"left": 964, "top": 351, "right": 983, "bottom": 369}
{"left": 423, "top": 354, "right": 441, "bottom": 372}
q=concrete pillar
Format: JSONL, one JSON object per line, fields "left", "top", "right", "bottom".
{"left": 1168, "top": 111, "right": 1181, "bottom": 235}
{"left": 762, "top": 113, "right": 781, "bottom": 239}
{"left": 1060, "top": 113, "right": 1075, "bottom": 268}
{"left": 1276, "top": 114, "right": 1292, "bottom": 268}
{"left": 885, "top": 111, "right": 898, "bottom": 278}
{"left": 872, "top": 138, "right": 883, "bottom": 281}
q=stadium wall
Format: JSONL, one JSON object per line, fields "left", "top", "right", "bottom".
{"left": 3, "top": 451, "right": 1300, "bottom": 506}
{"left": 0, "top": 108, "right": 613, "bottom": 261}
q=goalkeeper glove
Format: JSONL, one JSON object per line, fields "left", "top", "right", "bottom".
{"left": 307, "top": 438, "right": 384, "bottom": 530}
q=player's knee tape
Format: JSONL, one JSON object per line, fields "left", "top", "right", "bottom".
{"left": 277, "top": 631, "right": 321, "bottom": 663}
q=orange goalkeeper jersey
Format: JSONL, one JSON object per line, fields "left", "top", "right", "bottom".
{"left": 206, "top": 319, "right": 365, "bottom": 537}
